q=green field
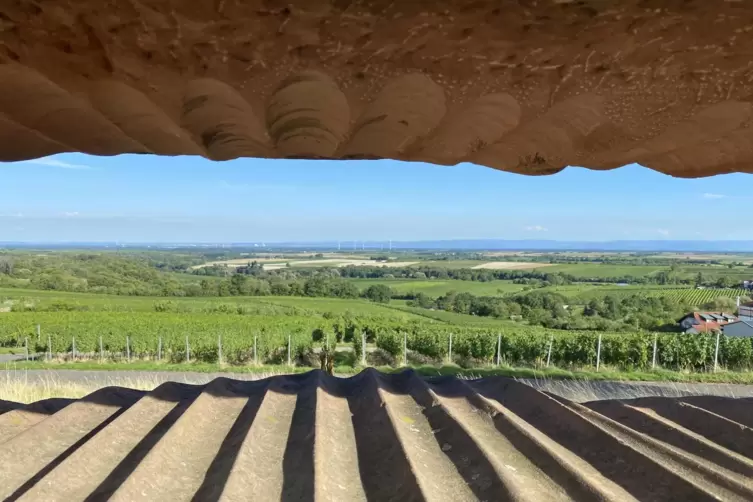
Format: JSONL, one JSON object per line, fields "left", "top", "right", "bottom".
{"left": 674, "top": 265, "right": 753, "bottom": 281}
{"left": 349, "top": 279, "right": 527, "bottom": 297}
{"left": 519, "top": 262, "right": 753, "bottom": 282}
{"left": 253, "top": 296, "right": 427, "bottom": 319}
{"left": 387, "top": 301, "right": 521, "bottom": 327}
{"left": 0, "top": 288, "right": 432, "bottom": 320}
{"left": 408, "top": 260, "right": 486, "bottom": 268}
{"left": 545, "top": 264, "right": 666, "bottom": 278}
{"left": 568, "top": 285, "right": 749, "bottom": 305}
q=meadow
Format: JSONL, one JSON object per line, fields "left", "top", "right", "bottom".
{"left": 544, "top": 264, "right": 667, "bottom": 278}
{"left": 348, "top": 278, "right": 527, "bottom": 297}
{"left": 0, "top": 288, "right": 428, "bottom": 319}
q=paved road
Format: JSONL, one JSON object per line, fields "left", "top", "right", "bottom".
{"left": 3, "top": 368, "right": 753, "bottom": 402}
{"left": 0, "top": 354, "right": 25, "bottom": 364}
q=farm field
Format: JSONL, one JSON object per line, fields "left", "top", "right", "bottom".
{"left": 544, "top": 263, "right": 667, "bottom": 278}
{"left": 408, "top": 260, "right": 486, "bottom": 268}
{"left": 540, "top": 262, "right": 753, "bottom": 281}
{"left": 387, "top": 302, "right": 522, "bottom": 327}
{"left": 348, "top": 279, "right": 527, "bottom": 297}
{"left": 643, "top": 252, "right": 753, "bottom": 264}
{"left": 471, "top": 261, "right": 553, "bottom": 270}
{"left": 4, "top": 308, "right": 753, "bottom": 377}
{"left": 0, "top": 288, "right": 430, "bottom": 319}
{"left": 673, "top": 265, "right": 753, "bottom": 281}
{"left": 629, "top": 287, "right": 749, "bottom": 305}
{"left": 266, "top": 258, "right": 418, "bottom": 270}
{"left": 191, "top": 257, "right": 289, "bottom": 269}
{"left": 252, "top": 296, "right": 426, "bottom": 318}
{"left": 568, "top": 285, "right": 750, "bottom": 304}
{"left": 192, "top": 254, "right": 419, "bottom": 270}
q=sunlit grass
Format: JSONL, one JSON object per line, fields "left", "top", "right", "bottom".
{"left": 0, "top": 367, "right": 286, "bottom": 404}
{"left": 8, "top": 359, "right": 753, "bottom": 384}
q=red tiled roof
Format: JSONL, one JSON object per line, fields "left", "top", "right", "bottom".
{"left": 682, "top": 312, "right": 737, "bottom": 332}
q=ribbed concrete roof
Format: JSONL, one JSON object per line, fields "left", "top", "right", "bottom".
{"left": 3, "top": 1, "right": 753, "bottom": 178}
{"left": 1, "top": 369, "right": 753, "bottom": 501}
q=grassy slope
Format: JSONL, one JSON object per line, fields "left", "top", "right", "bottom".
{"left": 256, "top": 296, "right": 428, "bottom": 319}
{"left": 387, "top": 302, "right": 520, "bottom": 327}
{"left": 8, "top": 359, "right": 753, "bottom": 384}
{"left": 0, "top": 287, "right": 433, "bottom": 320}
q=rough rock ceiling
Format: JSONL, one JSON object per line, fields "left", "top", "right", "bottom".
{"left": 1, "top": 0, "right": 753, "bottom": 178}
{"left": 1, "top": 371, "right": 753, "bottom": 501}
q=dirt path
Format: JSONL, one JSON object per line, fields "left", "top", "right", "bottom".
{"left": 0, "top": 354, "right": 24, "bottom": 364}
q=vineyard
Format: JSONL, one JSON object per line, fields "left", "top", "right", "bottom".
{"left": 574, "top": 286, "right": 749, "bottom": 305}
{"left": 375, "top": 325, "right": 753, "bottom": 371}
{"left": 0, "top": 313, "right": 325, "bottom": 365}
{"left": 650, "top": 288, "right": 749, "bottom": 304}
{"left": 2, "top": 311, "right": 753, "bottom": 372}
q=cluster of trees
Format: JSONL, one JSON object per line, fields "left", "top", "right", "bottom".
{"left": 693, "top": 271, "right": 741, "bottom": 289}
{"left": 0, "top": 252, "right": 191, "bottom": 296}
{"left": 0, "top": 252, "right": 401, "bottom": 302}
{"left": 408, "top": 290, "right": 698, "bottom": 332}
{"left": 198, "top": 274, "right": 394, "bottom": 303}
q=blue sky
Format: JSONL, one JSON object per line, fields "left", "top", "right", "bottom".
{"left": 0, "top": 153, "right": 750, "bottom": 243}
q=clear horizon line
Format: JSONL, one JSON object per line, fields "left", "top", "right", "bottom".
{"left": 2, "top": 238, "right": 753, "bottom": 247}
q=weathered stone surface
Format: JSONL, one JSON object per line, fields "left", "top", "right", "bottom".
{"left": 1, "top": 0, "right": 753, "bottom": 177}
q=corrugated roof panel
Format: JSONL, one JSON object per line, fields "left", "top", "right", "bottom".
{"left": 1, "top": 370, "right": 752, "bottom": 501}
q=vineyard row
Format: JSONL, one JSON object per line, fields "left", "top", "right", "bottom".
{"left": 577, "top": 287, "right": 749, "bottom": 304}
{"left": 1, "top": 312, "right": 752, "bottom": 371}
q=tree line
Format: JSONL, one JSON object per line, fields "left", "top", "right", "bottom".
{"left": 407, "top": 289, "right": 744, "bottom": 333}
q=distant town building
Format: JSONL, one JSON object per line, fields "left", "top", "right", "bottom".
{"left": 723, "top": 320, "right": 753, "bottom": 338}
{"left": 743, "top": 280, "right": 753, "bottom": 292}
{"left": 678, "top": 312, "right": 738, "bottom": 334}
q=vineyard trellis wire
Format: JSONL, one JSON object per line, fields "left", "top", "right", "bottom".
{"left": 1, "top": 312, "right": 752, "bottom": 371}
